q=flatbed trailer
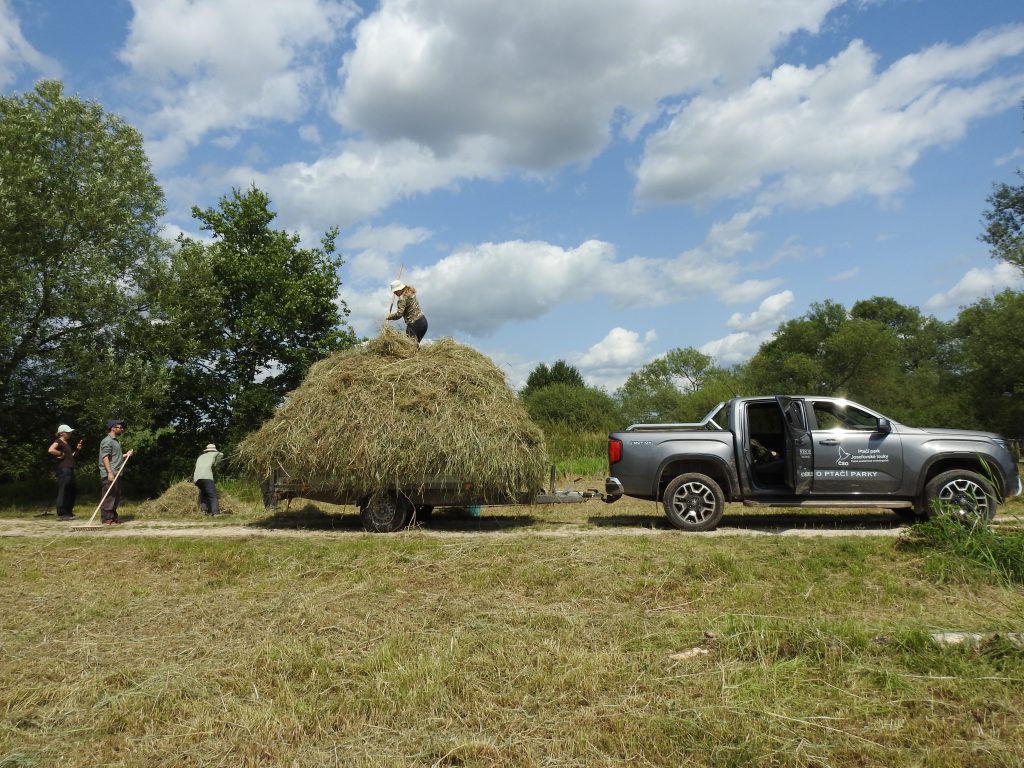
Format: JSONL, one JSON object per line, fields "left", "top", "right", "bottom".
{"left": 271, "top": 465, "right": 607, "bottom": 532}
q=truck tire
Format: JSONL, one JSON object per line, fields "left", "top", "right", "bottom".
{"left": 923, "top": 470, "right": 998, "bottom": 523}
{"left": 360, "top": 493, "right": 413, "bottom": 532}
{"left": 662, "top": 473, "right": 725, "bottom": 532}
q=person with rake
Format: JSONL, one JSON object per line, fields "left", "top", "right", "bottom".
{"left": 387, "top": 280, "right": 428, "bottom": 343}
{"left": 97, "top": 419, "right": 133, "bottom": 525}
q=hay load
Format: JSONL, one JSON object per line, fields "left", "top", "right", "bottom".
{"left": 238, "top": 327, "right": 549, "bottom": 503}
{"left": 136, "top": 480, "right": 245, "bottom": 517}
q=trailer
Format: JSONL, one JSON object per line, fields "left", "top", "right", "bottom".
{"left": 271, "top": 465, "right": 606, "bottom": 532}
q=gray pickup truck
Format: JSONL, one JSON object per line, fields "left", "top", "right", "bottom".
{"left": 604, "top": 395, "right": 1022, "bottom": 531}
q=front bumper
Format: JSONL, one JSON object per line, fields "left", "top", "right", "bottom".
{"left": 604, "top": 476, "right": 624, "bottom": 503}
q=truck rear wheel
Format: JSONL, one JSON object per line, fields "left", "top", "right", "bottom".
{"left": 662, "top": 473, "right": 725, "bottom": 532}
{"left": 923, "top": 470, "right": 998, "bottom": 523}
{"left": 360, "top": 493, "right": 413, "bottom": 532}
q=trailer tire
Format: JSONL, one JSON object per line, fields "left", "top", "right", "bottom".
{"left": 360, "top": 493, "right": 413, "bottom": 532}
{"left": 662, "top": 473, "right": 725, "bottom": 532}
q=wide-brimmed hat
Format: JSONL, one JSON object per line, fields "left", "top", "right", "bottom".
{"left": 390, "top": 279, "right": 406, "bottom": 293}
{"left": 57, "top": 424, "right": 74, "bottom": 433}
{"left": 204, "top": 443, "right": 217, "bottom": 452}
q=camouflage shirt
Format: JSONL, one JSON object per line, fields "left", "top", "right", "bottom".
{"left": 388, "top": 293, "right": 424, "bottom": 324}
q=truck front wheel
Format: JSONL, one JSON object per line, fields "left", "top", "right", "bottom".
{"left": 923, "top": 470, "right": 998, "bottom": 523}
{"left": 662, "top": 473, "right": 725, "bottom": 532}
{"left": 360, "top": 493, "right": 413, "bottom": 532}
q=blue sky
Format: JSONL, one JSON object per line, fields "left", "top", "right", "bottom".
{"left": 3, "top": 0, "right": 1023, "bottom": 390}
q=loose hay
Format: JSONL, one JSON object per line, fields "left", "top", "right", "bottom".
{"left": 137, "top": 480, "right": 244, "bottom": 517}
{"left": 238, "top": 327, "right": 549, "bottom": 503}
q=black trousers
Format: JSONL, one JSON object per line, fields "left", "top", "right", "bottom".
{"left": 55, "top": 468, "right": 76, "bottom": 516}
{"left": 100, "top": 477, "right": 122, "bottom": 522}
{"left": 406, "top": 315, "right": 428, "bottom": 343}
{"left": 195, "top": 479, "right": 220, "bottom": 515}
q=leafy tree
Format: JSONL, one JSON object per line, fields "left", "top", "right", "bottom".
{"left": 616, "top": 347, "right": 737, "bottom": 424}
{"left": 981, "top": 167, "right": 1024, "bottom": 272}
{"left": 0, "top": 80, "right": 168, "bottom": 480}
{"left": 154, "top": 186, "right": 357, "bottom": 475}
{"left": 522, "top": 383, "right": 622, "bottom": 432}
{"left": 956, "top": 290, "right": 1024, "bottom": 436}
{"left": 521, "top": 360, "right": 585, "bottom": 398}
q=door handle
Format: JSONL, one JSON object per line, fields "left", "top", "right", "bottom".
{"left": 818, "top": 439, "right": 840, "bottom": 446}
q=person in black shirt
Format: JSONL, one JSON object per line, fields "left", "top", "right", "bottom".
{"left": 47, "top": 424, "right": 83, "bottom": 520}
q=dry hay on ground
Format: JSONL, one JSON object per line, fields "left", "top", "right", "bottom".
{"left": 136, "top": 480, "right": 245, "bottom": 517}
{"left": 238, "top": 326, "right": 549, "bottom": 503}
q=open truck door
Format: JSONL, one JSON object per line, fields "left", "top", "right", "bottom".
{"left": 776, "top": 396, "right": 813, "bottom": 494}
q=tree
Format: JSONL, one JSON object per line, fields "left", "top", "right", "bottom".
{"left": 521, "top": 360, "right": 585, "bottom": 398}
{"left": 0, "top": 81, "right": 168, "bottom": 479}
{"left": 521, "top": 383, "right": 622, "bottom": 432}
{"left": 982, "top": 169, "right": 1024, "bottom": 272}
{"left": 956, "top": 290, "right": 1024, "bottom": 437}
{"left": 616, "top": 347, "right": 737, "bottom": 424}
{"left": 154, "top": 186, "right": 357, "bottom": 473}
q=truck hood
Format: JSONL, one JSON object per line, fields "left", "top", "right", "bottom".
{"left": 900, "top": 425, "right": 1004, "bottom": 441}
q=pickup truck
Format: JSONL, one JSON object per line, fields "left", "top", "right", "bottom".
{"left": 604, "top": 395, "right": 1022, "bottom": 531}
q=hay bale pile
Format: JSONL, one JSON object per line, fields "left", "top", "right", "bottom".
{"left": 136, "top": 480, "right": 245, "bottom": 517}
{"left": 238, "top": 327, "right": 549, "bottom": 502}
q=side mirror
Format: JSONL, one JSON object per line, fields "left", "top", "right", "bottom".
{"left": 877, "top": 418, "right": 892, "bottom": 434}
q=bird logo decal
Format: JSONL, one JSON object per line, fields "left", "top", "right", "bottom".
{"left": 837, "top": 447, "right": 851, "bottom": 466}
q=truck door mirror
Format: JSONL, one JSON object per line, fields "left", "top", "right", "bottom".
{"left": 877, "top": 418, "right": 892, "bottom": 434}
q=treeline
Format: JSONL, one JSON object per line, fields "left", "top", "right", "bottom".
{"left": 1, "top": 82, "right": 357, "bottom": 489}
{"left": 519, "top": 291, "right": 1024, "bottom": 440}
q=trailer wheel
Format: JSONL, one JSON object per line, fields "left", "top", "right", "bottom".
{"left": 923, "top": 470, "right": 997, "bottom": 523}
{"left": 360, "top": 493, "right": 413, "bottom": 532}
{"left": 662, "top": 473, "right": 725, "bottom": 532}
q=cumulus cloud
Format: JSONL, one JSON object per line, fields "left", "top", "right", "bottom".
{"left": 341, "top": 224, "right": 432, "bottom": 283}
{"left": 575, "top": 328, "right": 658, "bottom": 390}
{"left": 635, "top": 26, "right": 1024, "bottom": 208}
{"left": 700, "top": 331, "right": 772, "bottom": 364}
{"left": 924, "top": 261, "right": 1024, "bottom": 312}
{"left": 725, "top": 290, "right": 794, "bottom": 331}
{"left": 0, "top": 1, "right": 60, "bottom": 87}
{"left": 334, "top": 0, "right": 840, "bottom": 170}
{"left": 119, "top": 0, "right": 359, "bottom": 167}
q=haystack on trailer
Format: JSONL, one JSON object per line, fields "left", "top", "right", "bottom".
{"left": 272, "top": 464, "right": 605, "bottom": 532}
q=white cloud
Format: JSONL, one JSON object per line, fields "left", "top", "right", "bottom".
{"left": 725, "top": 290, "right": 794, "bottom": 331}
{"left": 635, "top": 26, "right": 1024, "bottom": 208}
{"left": 575, "top": 327, "right": 658, "bottom": 390}
{"left": 120, "top": 0, "right": 360, "bottom": 167}
{"left": 0, "top": 1, "right": 60, "bottom": 87}
{"left": 341, "top": 224, "right": 432, "bottom": 283}
{"left": 700, "top": 331, "right": 772, "bottom": 364}
{"left": 924, "top": 261, "right": 1024, "bottom": 312}
{"left": 335, "top": 0, "right": 840, "bottom": 170}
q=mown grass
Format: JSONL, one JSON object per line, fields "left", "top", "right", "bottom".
{"left": 1, "top": 523, "right": 1024, "bottom": 767}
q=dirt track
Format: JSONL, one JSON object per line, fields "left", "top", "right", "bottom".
{"left": 0, "top": 516, "right": 914, "bottom": 540}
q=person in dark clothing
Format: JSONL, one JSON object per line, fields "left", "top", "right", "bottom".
{"left": 47, "top": 424, "right": 83, "bottom": 520}
{"left": 387, "top": 280, "right": 428, "bottom": 343}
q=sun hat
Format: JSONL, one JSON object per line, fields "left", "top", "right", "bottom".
{"left": 390, "top": 279, "right": 406, "bottom": 293}
{"left": 205, "top": 443, "right": 217, "bottom": 452}
{"left": 57, "top": 424, "right": 74, "bottom": 433}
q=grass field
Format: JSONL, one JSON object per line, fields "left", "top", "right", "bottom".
{"left": 1, "top": 486, "right": 1023, "bottom": 767}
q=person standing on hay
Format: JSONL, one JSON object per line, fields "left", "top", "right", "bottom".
{"left": 193, "top": 443, "right": 225, "bottom": 516}
{"left": 387, "top": 280, "right": 428, "bottom": 343}
{"left": 47, "top": 424, "right": 83, "bottom": 520}
{"left": 98, "top": 419, "right": 133, "bottom": 525}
